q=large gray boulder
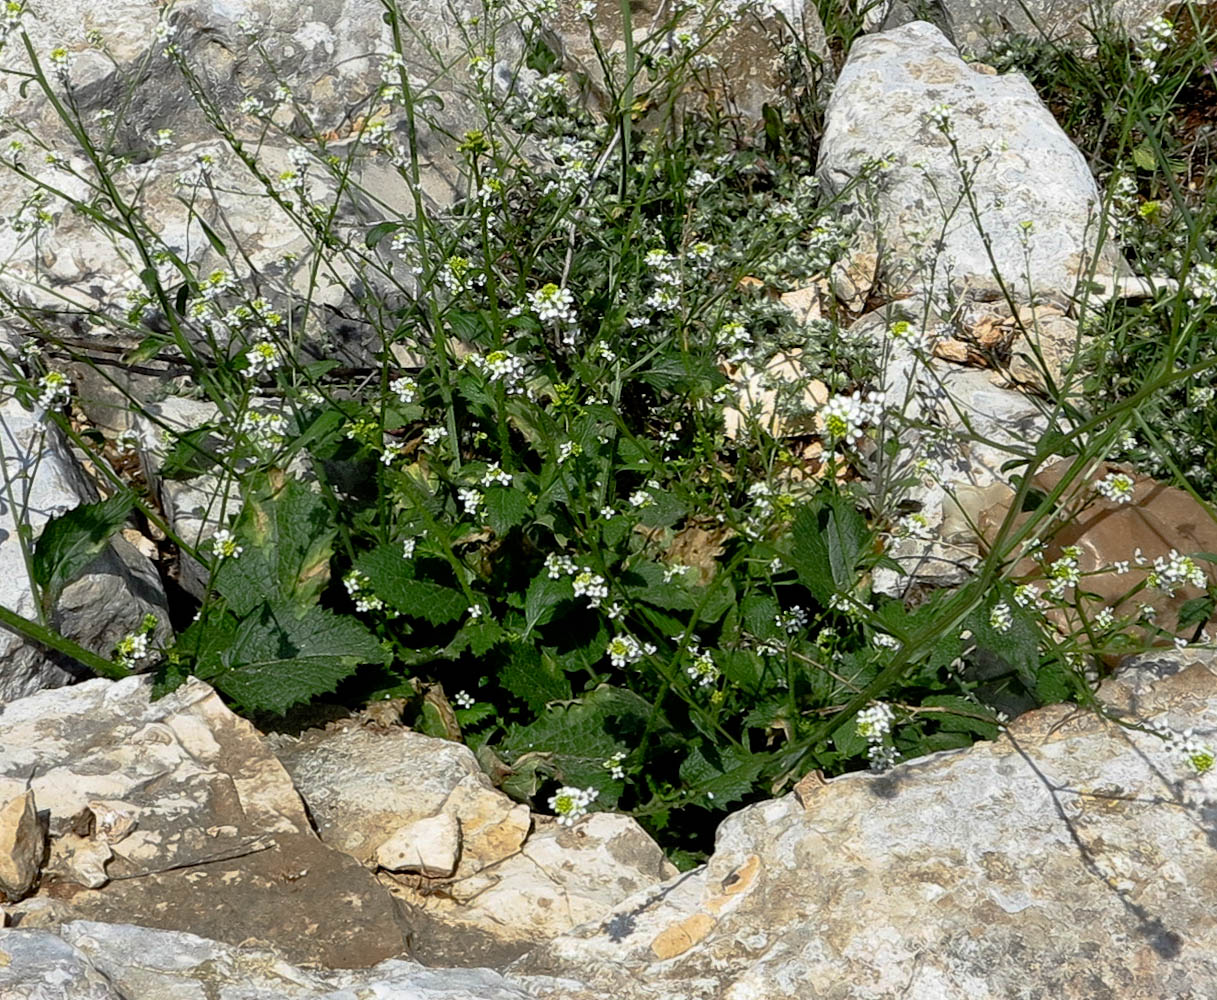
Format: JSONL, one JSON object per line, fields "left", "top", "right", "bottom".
{"left": 0, "top": 395, "right": 169, "bottom": 701}
{"left": 817, "top": 20, "right": 1125, "bottom": 308}
{"left": 0, "top": 922, "right": 544, "bottom": 1000}
{"left": 514, "top": 649, "right": 1217, "bottom": 998}
{"left": 864, "top": 0, "right": 1209, "bottom": 51}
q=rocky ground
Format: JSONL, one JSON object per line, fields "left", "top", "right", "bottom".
{"left": 2, "top": 0, "right": 1216, "bottom": 997}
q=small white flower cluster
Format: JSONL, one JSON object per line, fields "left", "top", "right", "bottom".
{"left": 873, "top": 633, "right": 900, "bottom": 650}
{"left": 422, "top": 425, "right": 448, "bottom": 447}
{"left": 211, "top": 528, "right": 243, "bottom": 560}
{"left": 643, "top": 247, "right": 683, "bottom": 313}
{"left": 114, "top": 630, "right": 148, "bottom": 669}
{"left": 1145, "top": 719, "right": 1214, "bottom": 775}
{"left": 548, "top": 785, "right": 598, "bottom": 827}
{"left": 438, "top": 254, "right": 483, "bottom": 293}
{"left": 1187, "top": 262, "right": 1217, "bottom": 306}
{"left": 895, "top": 511, "right": 933, "bottom": 540}
{"left": 243, "top": 340, "right": 282, "bottom": 377}
{"left": 1147, "top": 549, "right": 1206, "bottom": 596}
{"left": 1094, "top": 471, "right": 1136, "bottom": 504}
{"left": 776, "top": 606, "right": 809, "bottom": 635}
{"left": 454, "top": 690, "right": 476, "bottom": 709}
{"left": 546, "top": 552, "right": 577, "bottom": 579}
{"left": 401, "top": 537, "right": 417, "bottom": 559}
{"left": 538, "top": 137, "right": 593, "bottom": 199}
{"left": 573, "top": 568, "right": 609, "bottom": 608}
{"left": 481, "top": 462, "right": 512, "bottom": 488}
{"left": 457, "top": 486, "right": 484, "bottom": 518}
{"left": 231, "top": 409, "right": 289, "bottom": 452}
{"left": 1046, "top": 545, "right": 1082, "bottom": 599}
{"left": 1139, "top": 15, "right": 1173, "bottom": 84}
{"left": 607, "top": 633, "right": 654, "bottom": 668}
{"left": 343, "top": 570, "right": 385, "bottom": 612}
{"left": 603, "top": 751, "right": 626, "bottom": 780}
{"left": 989, "top": 601, "right": 1013, "bottom": 634}
{"left": 856, "top": 702, "right": 899, "bottom": 770}
{"left": 34, "top": 371, "right": 70, "bottom": 411}
{"left": 390, "top": 375, "right": 418, "bottom": 404}
{"left": 820, "top": 390, "right": 885, "bottom": 448}
{"left": 471, "top": 349, "right": 528, "bottom": 394}
{"left": 685, "top": 646, "right": 719, "bottom": 688}
{"left": 629, "top": 480, "right": 659, "bottom": 509}
{"left": 529, "top": 283, "right": 577, "bottom": 333}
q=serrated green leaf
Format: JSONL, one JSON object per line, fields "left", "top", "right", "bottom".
{"left": 921, "top": 695, "right": 1000, "bottom": 740}
{"left": 356, "top": 543, "right": 466, "bottom": 624}
{"left": 499, "top": 645, "right": 572, "bottom": 712}
{"left": 214, "top": 478, "right": 335, "bottom": 614}
{"left": 210, "top": 601, "right": 384, "bottom": 715}
{"left": 32, "top": 492, "right": 134, "bottom": 611}
{"left": 498, "top": 685, "right": 657, "bottom": 806}
{"left": 790, "top": 496, "right": 868, "bottom": 605}
{"left": 677, "top": 743, "right": 763, "bottom": 810}
{"left": 484, "top": 486, "right": 530, "bottom": 535}
{"left": 524, "top": 570, "right": 573, "bottom": 635}
{"left": 637, "top": 489, "right": 687, "bottom": 529}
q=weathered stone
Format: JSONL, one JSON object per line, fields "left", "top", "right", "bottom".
{"left": 818, "top": 21, "right": 1125, "bottom": 307}
{"left": 977, "top": 458, "right": 1217, "bottom": 646}
{"left": 0, "top": 395, "right": 170, "bottom": 701}
{"left": 442, "top": 773, "right": 533, "bottom": 876}
{"left": 864, "top": 0, "right": 1213, "bottom": 52}
{"left": 542, "top": 0, "right": 831, "bottom": 125}
{"left": 0, "top": 921, "right": 542, "bottom": 1000}
{"left": 514, "top": 651, "right": 1217, "bottom": 999}
{"left": 267, "top": 720, "right": 487, "bottom": 861}
{"left": 722, "top": 353, "right": 829, "bottom": 439}
{"left": 0, "top": 783, "right": 42, "bottom": 903}
{"left": 389, "top": 812, "right": 677, "bottom": 968}
{"left": 377, "top": 812, "right": 461, "bottom": 878}
{"left": 0, "top": 677, "right": 411, "bottom": 968}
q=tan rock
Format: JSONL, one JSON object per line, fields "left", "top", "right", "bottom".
{"left": 442, "top": 774, "right": 532, "bottom": 875}
{"left": 0, "top": 784, "right": 41, "bottom": 902}
{"left": 722, "top": 353, "right": 828, "bottom": 440}
{"left": 376, "top": 813, "right": 461, "bottom": 878}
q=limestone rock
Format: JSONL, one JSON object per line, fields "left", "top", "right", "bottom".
{"left": 0, "top": 921, "right": 543, "bottom": 1000}
{"left": 0, "top": 677, "right": 410, "bottom": 968}
{"left": 389, "top": 812, "right": 677, "bottom": 968}
{"left": 817, "top": 21, "right": 1125, "bottom": 308}
{"left": 514, "top": 650, "right": 1217, "bottom": 999}
{"left": 0, "top": 395, "right": 170, "bottom": 701}
{"left": 376, "top": 812, "right": 462, "bottom": 878}
{"left": 267, "top": 721, "right": 488, "bottom": 860}
{"left": 542, "top": 0, "right": 831, "bottom": 125}
{"left": 864, "top": 0, "right": 1212, "bottom": 52}
{"left": 0, "top": 783, "right": 42, "bottom": 903}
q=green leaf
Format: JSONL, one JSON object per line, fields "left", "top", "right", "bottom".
{"left": 678, "top": 743, "right": 763, "bottom": 810}
{"left": 197, "top": 217, "right": 228, "bottom": 256}
{"left": 484, "top": 486, "right": 530, "bottom": 535}
{"left": 524, "top": 570, "right": 573, "bottom": 636}
{"left": 637, "top": 489, "right": 687, "bottom": 529}
{"left": 832, "top": 713, "right": 869, "bottom": 758}
{"left": 1132, "top": 142, "right": 1156, "bottom": 172}
{"left": 355, "top": 544, "right": 467, "bottom": 625}
{"left": 32, "top": 492, "right": 134, "bottom": 611}
{"left": 498, "top": 685, "right": 657, "bottom": 806}
{"left": 214, "top": 477, "right": 335, "bottom": 615}
{"left": 921, "top": 695, "right": 1000, "bottom": 740}
{"left": 499, "top": 644, "right": 572, "bottom": 712}
{"left": 789, "top": 496, "right": 868, "bottom": 605}
{"left": 210, "top": 601, "right": 384, "bottom": 715}
{"left": 365, "top": 221, "right": 399, "bottom": 249}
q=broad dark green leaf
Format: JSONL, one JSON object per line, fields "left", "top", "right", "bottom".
{"left": 33, "top": 492, "right": 134, "bottom": 610}
{"left": 789, "top": 496, "right": 868, "bottom": 605}
{"left": 356, "top": 543, "right": 466, "bottom": 624}
{"left": 211, "top": 601, "right": 384, "bottom": 714}
{"left": 524, "top": 570, "right": 572, "bottom": 635}
{"left": 678, "top": 743, "right": 764, "bottom": 810}
{"left": 499, "top": 645, "right": 571, "bottom": 712}
{"left": 484, "top": 486, "right": 530, "bottom": 535}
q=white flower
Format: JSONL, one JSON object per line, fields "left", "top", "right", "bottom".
{"left": 458, "top": 487, "right": 484, "bottom": 518}
{"left": 1094, "top": 472, "right": 1136, "bottom": 504}
{"left": 343, "top": 570, "right": 385, "bottom": 612}
{"left": 481, "top": 463, "right": 512, "bottom": 487}
{"left": 423, "top": 426, "right": 448, "bottom": 447}
{"left": 777, "top": 606, "right": 809, "bottom": 634}
{"left": 1147, "top": 549, "right": 1207, "bottom": 596}
{"left": 34, "top": 371, "right": 71, "bottom": 410}
{"left": 548, "top": 785, "right": 598, "bottom": 826}
{"left": 573, "top": 569, "right": 608, "bottom": 608}
{"left": 467, "top": 604, "right": 483, "bottom": 620}
{"left": 244, "top": 340, "right": 282, "bottom": 377}
{"left": 402, "top": 537, "right": 417, "bottom": 559}
{"left": 545, "top": 552, "right": 577, "bottom": 579}
{"left": 390, "top": 375, "right": 418, "bottom": 404}
{"left": 211, "top": 529, "right": 243, "bottom": 559}
{"left": 607, "top": 633, "right": 651, "bottom": 668}
{"left": 820, "top": 392, "right": 869, "bottom": 446}
{"left": 856, "top": 702, "right": 895, "bottom": 742}
{"left": 685, "top": 647, "right": 719, "bottom": 688}
{"left": 454, "top": 690, "right": 476, "bottom": 709}
{"left": 530, "top": 283, "right": 576, "bottom": 325}
{"left": 989, "top": 602, "right": 1013, "bottom": 633}
{"left": 114, "top": 630, "right": 149, "bottom": 669}
{"left": 603, "top": 751, "right": 626, "bottom": 780}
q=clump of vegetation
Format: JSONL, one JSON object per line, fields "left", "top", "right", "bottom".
{"left": 1, "top": 0, "right": 1214, "bottom": 863}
